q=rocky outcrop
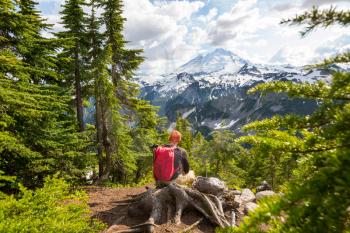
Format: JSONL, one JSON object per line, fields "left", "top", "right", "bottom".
{"left": 240, "top": 188, "right": 256, "bottom": 203}
{"left": 192, "top": 176, "right": 227, "bottom": 195}
{"left": 256, "top": 180, "right": 272, "bottom": 192}
{"left": 256, "top": 190, "right": 276, "bottom": 201}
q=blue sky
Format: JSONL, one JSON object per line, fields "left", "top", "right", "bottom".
{"left": 38, "top": 0, "right": 350, "bottom": 75}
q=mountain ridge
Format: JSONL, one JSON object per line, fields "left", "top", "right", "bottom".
{"left": 136, "top": 48, "right": 349, "bottom": 135}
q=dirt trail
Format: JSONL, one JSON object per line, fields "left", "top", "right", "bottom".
{"left": 86, "top": 185, "right": 215, "bottom": 233}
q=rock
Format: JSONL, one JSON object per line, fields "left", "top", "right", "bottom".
{"left": 256, "top": 180, "right": 272, "bottom": 192}
{"left": 192, "top": 176, "right": 227, "bottom": 195}
{"left": 240, "top": 188, "right": 255, "bottom": 203}
{"left": 222, "top": 191, "right": 238, "bottom": 208}
{"left": 234, "top": 195, "right": 243, "bottom": 207}
{"left": 229, "top": 189, "right": 242, "bottom": 195}
{"left": 244, "top": 202, "right": 259, "bottom": 214}
{"left": 256, "top": 190, "right": 276, "bottom": 201}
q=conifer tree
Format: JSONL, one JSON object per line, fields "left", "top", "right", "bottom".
{"left": 206, "top": 131, "right": 247, "bottom": 187}
{"left": 56, "top": 0, "right": 88, "bottom": 131}
{"left": 0, "top": 0, "right": 95, "bottom": 188}
{"left": 175, "top": 115, "right": 193, "bottom": 156}
{"left": 95, "top": 0, "right": 157, "bottom": 183}
{"left": 17, "top": 0, "right": 58, "bottom": 83}
{"left": 86, "top": 0, "right": 104, "bottom": 178}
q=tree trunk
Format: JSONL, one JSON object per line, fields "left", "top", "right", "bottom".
{"left": 97, "top": 103, "right": 113, "bottom": 182}
{"left": 74, "top": 48, "right": 84, "bottom": 132}
{"left": 95, "top": 83, "right": 104, "bottom": 178}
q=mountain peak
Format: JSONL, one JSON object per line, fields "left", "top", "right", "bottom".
{"left": 177, "top": 48, "right": 247, "bottom": 75}
{"left": 211, "top": 48, "right": 234, "bottom": 56}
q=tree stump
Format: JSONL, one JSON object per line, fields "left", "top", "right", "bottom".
{"left": 110, "top": 179, "right": 232, "bottom": 233}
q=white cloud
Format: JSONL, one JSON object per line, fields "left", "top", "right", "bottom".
{"left": 37, "top": 0, "right": 350, "bottom": 74}
{"left": 302, "top": 0, "right": 350, "bottom": 8}
{"left": 207, "top": 0, "right": 265, "bottom": 46}
{"left": 153, "top": 1, "right": 205, "bottom": 21}
{"left": 123, "top": 0, "right": 205, "bottom": 74}
{"left": 269, "top": 46, "right": 314, "bottom": 66}
{"left": 198, "top": 8, "right": 218, "bottom": 23}
{"left": 190, "top": 26, "right": 208, "bottom": 45}
{"left": 312, "top": 34, "right": 350, "bottom": 62}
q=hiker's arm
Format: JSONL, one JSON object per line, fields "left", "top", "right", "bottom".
{"left": 181, "top": 151, "right": 190, "bottom": 174}
{"left": 151, "top": 144, "right": 158, "bottom": 161}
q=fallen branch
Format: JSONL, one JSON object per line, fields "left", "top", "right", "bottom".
{"left": 181, "top": 217, "right": 204, "bottom": 233}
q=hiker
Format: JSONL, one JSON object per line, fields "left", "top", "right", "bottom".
{"left": 152, "top": 130, "right": 190, "bottom": 188}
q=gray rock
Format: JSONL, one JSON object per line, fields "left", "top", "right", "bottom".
{"left": 256, "top": 190, "right": 276, "bottom": 201}
{"left": 229, "top": 189, "right": 242, "bottom": 195}
{"left": 192, "top": 176, "right": 227, "bottom": 195}
{"left": 244, "top": 202, "right": 259, "bottom": 215}
{"left": 256, "top": 180, "right": 272, "bottom": 192}
{"left": 240, "top": 188, "right": 255, "bottom": 203}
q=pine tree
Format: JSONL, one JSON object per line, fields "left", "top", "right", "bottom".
{"left": 95, "top": 0, "right": 151, "bottom": 183}
{"left": 86, "top": 0, "right": 104, "bottom": 179}
{"left": 0, "top": 0, "right": 95, "bottom": 188}
{"left": 175, "top": 115, "right": 193, "bottom": 156}
{"left": 206, "top": 131, "right": 247, "bottom": 187}
{"left": 17, "top": 0, "right": 58, "bottom": 83}
{"left": 56, "top": 0, "right": 88, "bottom": 131}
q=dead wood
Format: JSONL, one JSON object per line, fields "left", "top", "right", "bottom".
{"left": 118, "top": 182, "right": 231, "bottom": 233}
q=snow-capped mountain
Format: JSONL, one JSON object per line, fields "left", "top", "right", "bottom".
{"left": 137, "top": 48, "right": 349, "bottom": 135}
{"left": 176, "top": 48, "right": 247, "bottom": 75}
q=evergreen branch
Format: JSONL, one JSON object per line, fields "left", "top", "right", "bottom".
{"left": 281, "top": 6, "right": 350, "bottom": 36}
{"left": 249, "top": 81, "right": 350, "bottom": 101}
{"left": 290, "top": 143, "right": 349, "bottom": 154}
{"left": 306, "top": 52, "right": 350, "bottom": 69}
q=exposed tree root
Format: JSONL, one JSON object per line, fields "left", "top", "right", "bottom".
{"left": 114, "top": 183, "right": 231, "bottom": 233}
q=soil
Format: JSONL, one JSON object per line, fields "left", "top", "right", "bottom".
{"left": 86, "top": 185, "right": 216, "bottom": 233}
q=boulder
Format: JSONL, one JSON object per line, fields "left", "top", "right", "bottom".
{"left": 256, "top": 190, "right": 276, "bottom": 201}
{"left": 192, "top": 176, "right": 227, "bottom": 195}
{"left": 240, "top": 188, "right": 255, "bottom": 203}
{"left": 244, "top": 202, "right": 259, "bottom": 214}
{"left": 229, "top": 189, "right": 242, "bottom": 195}
{"left": 256, "top": 180, "right": 272, "bottom": 192}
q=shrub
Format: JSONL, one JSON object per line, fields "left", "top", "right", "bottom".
{"left": 0, "top": 177, "right": 105, "bottom": 233}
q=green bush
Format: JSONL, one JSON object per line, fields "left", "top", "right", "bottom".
{"left": 0, "top": 177, "right": 105, "bottom": 233}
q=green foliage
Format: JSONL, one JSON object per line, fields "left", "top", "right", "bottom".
{"left": 57, "top": 0, "right": 89, "bottom": 131}
{"left": 90, "top": 0, "right": 165, "bottom": 184}
{"left": 0, "top": 77, "right": 96, "bottom": 187}
{"left": 205, "top": 131, "right": 248, "bottom": 188}
{"left": 232, "top": 59, "right": 350, "bottom": 233}
{"left": 175, "top": 116, "right": 248, "bottom": 188}
{"left": 176, "top": 115, "right": 193, "bottom": 156}
{"left": 0, "top": 177, "right": 105, "bottom": 233}
{"left": 281, "top": 6, "right": 350, "bottom": 36}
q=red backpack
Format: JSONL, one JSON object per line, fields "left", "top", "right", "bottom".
{"left": 153, "top": 146, "right": 178, "bottom": 181}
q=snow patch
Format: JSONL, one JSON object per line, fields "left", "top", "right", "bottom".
{"left": 182, "top": 107, "right": 196, "bottom": 119}
{"left": 214, "top": 119, "right": 239, "bottom": 130}
{"left": 270, "top": 105, "right": 283, "bottom": 112}
{"left": 168, "top": 122, "right": 176, "bottom": 132}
